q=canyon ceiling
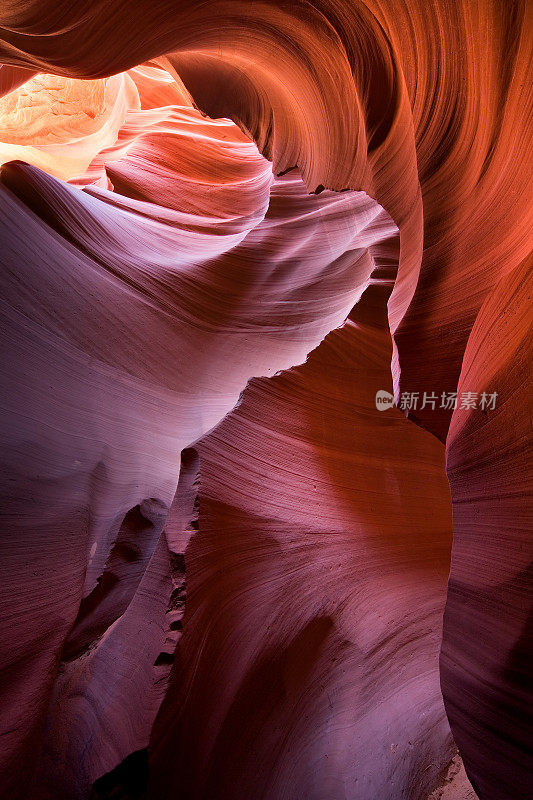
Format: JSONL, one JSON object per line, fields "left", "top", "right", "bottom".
{"left": 0, "top": 2, "right": 531, "bottom": 799}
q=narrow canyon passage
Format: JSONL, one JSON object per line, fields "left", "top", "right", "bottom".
{"left": 0, "top": 3, "right": 531, "bottom": 799}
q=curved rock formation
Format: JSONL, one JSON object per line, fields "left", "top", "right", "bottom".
{"left": 149, "top": 277, "right": 456, "bottom": 800}
{"left": 0, "top": 3, "right": 531, "bottom": 799}
{"left": 442, "top": 254, "right": 533, "bottom": 800}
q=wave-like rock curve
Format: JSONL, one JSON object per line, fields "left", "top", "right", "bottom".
{"left": 0, "top": 3, "right": 531, "bottom": 799}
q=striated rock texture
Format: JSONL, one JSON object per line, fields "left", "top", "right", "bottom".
{"left": 149, "top": 280, "right": 457, "bottom": 800}
{"left": 0, "top": 2, "right": 531, "bottom": 800}
{"left": 442, "top": 255, "right": 533, "bottom": 800}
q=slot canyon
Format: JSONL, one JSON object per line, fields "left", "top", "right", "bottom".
{"left": 0, "top": 2, "right": 531, "bottom": 799}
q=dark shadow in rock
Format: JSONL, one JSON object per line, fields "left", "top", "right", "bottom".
{"left": 63, "top": 498, "right": 168, "bottom": 661}
{"left": 89, "top": 749, "right": 149, "bottom": 800}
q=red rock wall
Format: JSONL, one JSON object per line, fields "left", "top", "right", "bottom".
{"left": 0, "top": 3, "right": 530, "bottom": 799}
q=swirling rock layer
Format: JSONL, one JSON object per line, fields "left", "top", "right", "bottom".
{"left": 0, "top": 2, "right": 531, "bottom": 799}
